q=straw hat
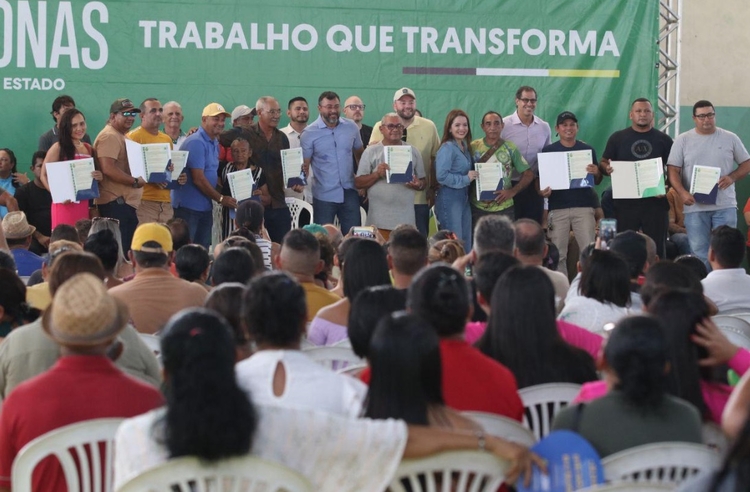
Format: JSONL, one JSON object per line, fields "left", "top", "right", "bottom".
{"left": 2, "top": 211, "right": 36, "bottom": 239}
{"left": 42, "top": 273, "right": 129, "bottom": 346}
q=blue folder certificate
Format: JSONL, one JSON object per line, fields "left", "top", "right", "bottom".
{"left": 538, "top": 150, "right": 594, "bottom": 190}
{"left": 125, "top": 140, "right": 171, "bottom": 183}
{"left": 385, "top": 145, "right": 414, "bottom": 183}
{"left": 690, "top": 165, "right": 720, "bottom": 205}
{"left": 46, "top": 158, "right": 99, "bottom": 203}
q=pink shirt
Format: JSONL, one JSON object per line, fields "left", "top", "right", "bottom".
{"left": 572, "top": 348, "right": 750, "bottom": 424}
{"left": 465, "top": 320, "right": 604, "bottom": 359}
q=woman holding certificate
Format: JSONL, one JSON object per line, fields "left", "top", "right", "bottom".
{"left": 435, "top": 110, "right": 478, "bottom": 250}
{"left": 41, "top": 109, "right": 103, "bottom": 227}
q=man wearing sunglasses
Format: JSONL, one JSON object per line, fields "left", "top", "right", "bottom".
{"left": 343, "top": 96, "right": 373, "bottom": 168}
{"left": 667, "top": 100, "right": 750, "bottom": 266}
{"left": 355, "top": 113, "right": 425, "bottom": 237}
{"left": 93, "top": 98, "right": 142, "bottom": 251}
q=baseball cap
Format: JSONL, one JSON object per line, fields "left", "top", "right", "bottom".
{"left": 202, "top": 103, "right": 231, "bottom": 118}
{"left": 110, "top": 98, "right": 141, "bottom": 114}
{"left": 393, "top": 88, "right": 416, "bottom": 102}
{"left": 231, "top": 105, "right": 254, "bottom": 122}
{"left": 131, "top": 223, "right": 173, "bottom": 254}
{"left": 556, "top": 111, "right": 578, "bottom": 125}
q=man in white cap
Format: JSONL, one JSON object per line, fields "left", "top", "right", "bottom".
{"left": 173, "top": 103, "right": 237, "bottom": 248}
{"left": 1, "top": 211, "right": 43, "bottom": 275}
{"left": 0, "top": 272, "right": 164, "bottom": 492}
{"left": 369, "top": 88, "right": 440, "bottom": 236}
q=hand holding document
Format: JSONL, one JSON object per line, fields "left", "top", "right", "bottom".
{"left": 384, "top": 145, "right": 413, "bottom": 183}
{"left": 610, "top": 158, "right": 665, "bottom": 199}
{"left": 125, "top": 140, "right": 171, "bottom": 183}
{"left": 226, "top": 168, "right": 256, "bottom": 202}
{"left": 281, "top": 148, "right": 307, "bottom": 187}
{"left": 475, "top": 161, "right": 503, "bottom": 201}
{"left": 689, "top": 165, "right": 721, "bottom": 204}
{"left": 166, "top": 150, "right": 189, "bottom": 189}
{"left": 46, "top": 158, "right": 99, "bottom": 203}
{"left": 538, "top": 150, "right": 594, "bottom": 190}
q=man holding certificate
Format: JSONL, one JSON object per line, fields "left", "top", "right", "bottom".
{"left": 667, "top": 100, "right": 750, "bottom": 266}
{"left": 600, "top": 98, "right": 673, "bottom": 259}
{"left": 469, "top": 111, "right": 533, "bottom": 229}
{"left": 539, "top": 111, "right": 601, "bottom": 277}
{"left": 354, "top": 113, "right": 425, "bottom": 237}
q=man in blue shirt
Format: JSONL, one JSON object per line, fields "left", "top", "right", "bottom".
{"left": 2, "top": 211, "right": 44, "bottom": 276}
{"left": 301, "top": 91, "right": 364, "bottom": 234}
{"left": 173, "top": 103, "right": 237, "bottom": 248}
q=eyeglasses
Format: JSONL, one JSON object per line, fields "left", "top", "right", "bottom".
{"left": 383, "top": 123, "right": 404, "bottom": 130}
{"left": 263, "top": 109, "right": 282, "bottom": 116}
{"left": 121, "top": 112, "right": 138, "bottom": 117}
{"left": 320, "top": 105, "right": 340, "bottom": 111}
{"left": 694, "top": 112, "right": 715, "bottom": 120}
{"left": 519, "top": 98, "right": 537, "bottom": 104}
{"left": 346, "top": 104, "right": 365, "bottom": 111}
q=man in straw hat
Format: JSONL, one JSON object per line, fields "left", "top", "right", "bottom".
{"left": 0, "top": 272, "right": 163, "bottom": 492}
{"left": 1, "top": 211, "right": 43, "bottom": 276}
{"left": 109, "top": 222, "right": 207, "bottom": 334}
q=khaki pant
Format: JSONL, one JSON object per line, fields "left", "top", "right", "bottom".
{"left": 137, "top": 200, "right": 174, "bottom": 224}
{"left": 548, "top": 207, "right": 595, "bottom": 278}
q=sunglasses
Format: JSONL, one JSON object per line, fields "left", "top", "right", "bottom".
{"left": 121, "top": 111, "right": 138, "bottom": 117}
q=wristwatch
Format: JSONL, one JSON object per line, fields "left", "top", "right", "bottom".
{"left": 132, "top": 178, "right": 139, "bottom": 188}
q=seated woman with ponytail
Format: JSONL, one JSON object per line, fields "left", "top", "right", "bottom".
{"left": 552, "top": 316, "right": 702, "bottom": 458}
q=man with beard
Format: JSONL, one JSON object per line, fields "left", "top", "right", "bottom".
{"left": 281, "top": 97, "right": 312, "bottom": 203}
{"left": 600, "top": 98, "right": 673, "bottom": 259}
{"left": 301, "top": 91, "right": 363, "bottom": 233}
{"left": 369, "top": 88, "right": 440, "bottom": 236}
{"left": 246, "top": 96, "right": 295, "bottom": 243}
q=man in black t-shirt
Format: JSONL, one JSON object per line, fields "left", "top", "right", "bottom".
{"left": 599, "top": 98, "right": 673, "bottom": 259}
{"left": 539, "top": 111, "right": 602, "bottom": 277}
{"left": 15, "top": 151, "right": 52, "bottom": 255}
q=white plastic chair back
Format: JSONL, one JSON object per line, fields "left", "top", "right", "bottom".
{"left": 712, "top": 315, "right": 750, "bottom": 350}
{"left": 601, "top": 442, "right": 721, "bottom": 485}
{"left": 336, "top": 363, "right": 368, "bottom": 377}
{"left": 11, "top": 418, "right": 124, "bottom": 492}
{"left": 285, "top": 197, "right": 313, "bottom": 230}
{"left": 388, "top": 450, "right": 508, "bottom": 492}
{"left": 518, "top": 383, "right": 581, "bottom": 440}
{"left": 302, "top": 346, "right": 365, "bottom": 369}
{"left": 331, "top": 338, "right": 352, "bottom": 349}
{"left": 300, "top": 337, "right": 315, "bottom": 350}
{"left": 462, "top": 412, "right": 536, "bottom": 447}
{"left": 702, "top": 421, "right": 729, "bottom": 455}
{"left": 117, "top": 455, "right": 313, "bottom": 492}
{"left": 728, "top": 312, "right": 750, "bottom": 325}
{"left": 575, "top": 482, "right": 675, "bottom": 492}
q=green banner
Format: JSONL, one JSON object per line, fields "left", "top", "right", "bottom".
{"left": 1, "top": 0, "right": 658, "bottom": 169}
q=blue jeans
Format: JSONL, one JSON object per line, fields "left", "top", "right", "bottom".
{"left": 435, "top": 186, "right": 472, "bottom": 251}
{"left": 683, "top": 208, "right": 737, "bottom": 267}
{"left": 414, "top": 204, "right": 430, "bottom": 236}
{"left": 313, "top": 188, "right": 361, "bottom": 234}
{"left": 174, "top": 207, "right": 213, "bottom": 249}
{"left": 98, "top": 200, "right": 139, "bottom": 255}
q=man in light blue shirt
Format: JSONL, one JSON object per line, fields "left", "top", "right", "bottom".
{"left": 301, "top": 91, "right": 364, "bottom": 234}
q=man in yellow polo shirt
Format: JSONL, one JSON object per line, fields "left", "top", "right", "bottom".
{"left": 128, "top": 98, "right": 177, "bottom": 224}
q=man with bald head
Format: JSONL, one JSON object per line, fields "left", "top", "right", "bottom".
{"left": 344, "top": 96, "right": 372, "bottom": 168}
{"left": 275, "top": 229, "right": 339, "bottom": 321}
{"left": 161, "top": 101, "right": 187, "bottom": 148}
{"left": 514, "top": 218, "right": 569, "bottom": 311}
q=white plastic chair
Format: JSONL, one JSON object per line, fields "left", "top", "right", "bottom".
{"left": 601, "top": 442, "right": 721, "bottom": 485}
{"left": 388, "top": 450, "right": 508, "bottom": 492}
{"left": 702, "top": 421, "right": 729, "bottom": 455}
{"left": 331, "top": 338, "right": 352, "bottom": 349}
{"left": 728, "top": 312, "right": 750, "bottom": 325}
{"left": 117, "top": 454, "right": 312, "bottom": 492}
{"left": 575, "top": 483, "right": 675, "bottom": 492}
{"left": 12, "top": 418, "right": 124, "bottom": 492}
{"left": 302, "top": 345, "right": 365, "bottom": 369}
{"left": 712, "top": 315, "right": 750, "bottom": 350}
{"left": 461, "top": 412, "right": 536, "bottom": 447}
{"left": 285, "top": 197, "right": 313, "bottom": 230}
{"left": 518, "top": 383, "right": 581, "bottom": 441}
{"left": 336, "top": 363, "right": 368, "bottom": 377}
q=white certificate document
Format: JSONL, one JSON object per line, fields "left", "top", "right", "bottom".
{"left": 46, "top": 158, "right": 98, "bottom": 204}
{"left": 690, "top": 165, "right": 721, "bottom": 194}
{"left": 226, "top": 168, "right": 256, "bottom": 202}
{"left": 125, "top": 140, "right": 171, "bottom": 181}
{"left": 475, "top": 160, "right": 503, "bottom": 201}
{"left": 538, "top": 150, "right": 593, "bottom": 190}
{"left": 170, "top": 150, "right": 189, "bottom": 172}
{"left": 384, "top": 145, "right": 413, "bottom": 183}
{"left": 280, "top": 148, "right": 306, "bottom": 187}
{"left": 610, "top": 158, "right": 665, "bottom": 199}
